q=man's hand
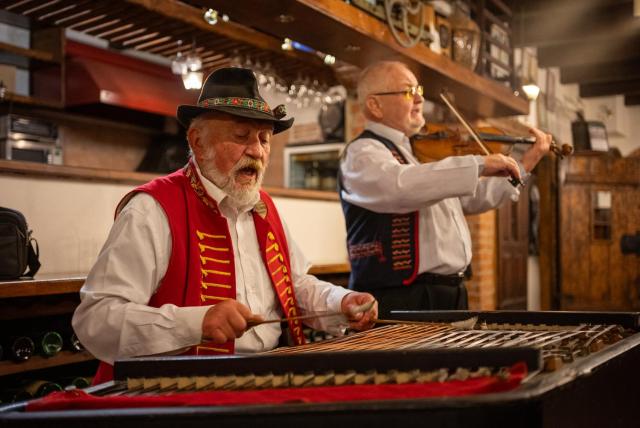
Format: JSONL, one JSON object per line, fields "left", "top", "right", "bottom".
{"left": 482, "top": 153, "right": 522, "bottom": 182}
{"left": 201, "top": 300, "right": 263, "bottom": 344}
{"left": 520, "top": 127, "right": 552, "bottom": 173}
{"left": 341, "top": 292, "right": 378, "bottom": 331}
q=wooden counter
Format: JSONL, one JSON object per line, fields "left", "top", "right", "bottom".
{"left": 0, "top": 264, "right": 351, "bottom": 299}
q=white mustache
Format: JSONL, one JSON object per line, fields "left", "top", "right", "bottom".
{"left": 233, "top": 157, "right": 264, "bottom": 175}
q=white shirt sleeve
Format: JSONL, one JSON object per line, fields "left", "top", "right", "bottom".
{"left": 71, "top": 193, "right": 209, "bottom": 364}
{"left": 460, "top": 163, "right": 528, "bottom": 214}
{"left": 284, "top": 222, "right": 352, "bottom": 335}
{"left": 340, "top": 139, "right": 483, "bottom": 214}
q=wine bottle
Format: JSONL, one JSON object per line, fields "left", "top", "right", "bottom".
{"left": 5, "top": 336, "right": 35, "bottom": 361}
{"left": 68, "top": 333, "right": 84, "bottom": 352}
{"left": 23, "top": 380, "right": 63, "bottom": 398}
{"left": 0, "top": 388, "right": 32, "bottom": 403}
{"left": 36, "top": 331, "right": 63, "bottom": 357}
{"left": 66, "top": 377, "right": 91, "bottom": 389}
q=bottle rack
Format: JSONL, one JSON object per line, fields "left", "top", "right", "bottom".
{"left": 0, "top": 276, "right": 96, "bottom": 401}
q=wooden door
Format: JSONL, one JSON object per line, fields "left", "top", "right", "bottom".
{"left": 558, "top": 156, "right": 640, "bottom": 311}
{"left": 497, "top": 184, "right": 529, "bottom": 309}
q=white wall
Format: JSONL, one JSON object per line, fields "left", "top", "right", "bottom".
{"left": 583, "top": 96, "right": 640, "bottom": 156}
{"left": 0, "top": 175, "right": 347, "bottom": 276}
{"left": 525, "top": 67, "right": 640, "bottom": 310}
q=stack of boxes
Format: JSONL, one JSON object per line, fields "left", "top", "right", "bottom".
{"left": 0, "top": 9, "right": 30, "bottom": 97}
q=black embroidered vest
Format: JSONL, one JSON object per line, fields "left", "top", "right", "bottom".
{"left": 339, "top": 130, "right": 420, "bottom": 291}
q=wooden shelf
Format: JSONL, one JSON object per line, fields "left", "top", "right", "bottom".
{"left": 0, "top": 263, "right": 349, "bottom": 300}
{"left": 0, "top": 276, "right": 85, "bottom": 299}
{"left": 2, "top": 92, "right": 63, "bottom": 109}
{"left": 309, "top": 263, "right": 350, "bottom": 275}
{"left": 0, "top": 159, "right": 159, "bottom": 185}
{"left": 212, "top": 0, "right": 529, "bottom": 118}
{"left": 0, "top": 351, "right": 94, "bottom": 377}
{"left": 0, "top": 41, "right": 60, "bottom": 63}
{"left": 0, "top": 159, "right": 340, "bottom": 200}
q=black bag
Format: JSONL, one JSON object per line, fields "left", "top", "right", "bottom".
{"left": 0, "top": 206, "right": 41, "bottom": 280}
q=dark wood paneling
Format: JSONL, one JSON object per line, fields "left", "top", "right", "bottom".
{"left": 579, "top": 79, "right": 640, "bottom": 98}
{"left": 497, "top": 186, "right": 529, "bottom": 310}
{"left": 625, "top": 94, "right": 640, "bottom": 106}
{"left": 560, "top": 60, "right": 640, "bottom": 85}
{"left": 537, "top": 157, "right": 559, "bottom": 310}
{"left": 558, "top": 155, "right": 640, "bottom": 311}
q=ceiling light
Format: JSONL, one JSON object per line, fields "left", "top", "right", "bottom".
{"left": 281, "top": 38, "right": 292, "bottom": 51}
{"left": 182, "top": 70, "right": 203, "bottom": 90}
{"left": 522, "top": 83, "right": 540, "bottom": 101}
{"left": 323, "top": 54, "right": 336, "bottom": 65}
{"left": 171, "top": 50, "right": 187, "bottom": 75}
{"left": 204, "top": 8, "right": 219, "bottom": 25}
{"left": 185, "top": 52, "right": 202, "bottom": 72}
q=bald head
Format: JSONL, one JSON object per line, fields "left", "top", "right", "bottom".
{"left": 356, "top": 61, "right": 425, "bottom": 136}
{"left": 357, "top": 61, "right": 413, "bottom": 106}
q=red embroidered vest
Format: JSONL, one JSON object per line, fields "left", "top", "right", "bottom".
{"left": 93, "top": 161, "right": 305, "bottom": 383}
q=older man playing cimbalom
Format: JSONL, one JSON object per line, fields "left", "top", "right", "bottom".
{"left": 72, "top": 67, "right": 377, "bottom": 384}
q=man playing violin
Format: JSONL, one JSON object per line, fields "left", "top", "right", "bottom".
{"left": 339, "top": 60, "right": 551, "bottom": 315}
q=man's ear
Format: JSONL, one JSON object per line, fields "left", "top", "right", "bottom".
{"left": 365, "top": 96, "right": 383, "bottom": 120}
{"left": 187, "top": 126, "right": 202, "bottom": 157}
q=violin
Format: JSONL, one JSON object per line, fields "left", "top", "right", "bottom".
{"left": 411, "top": 92, "right": 573, "bottom": 186}
{"left": 411, "top": 123, "right": 574, "bottom": 163}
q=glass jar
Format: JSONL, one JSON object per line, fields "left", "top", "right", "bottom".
{"left": 449, "top": 1, "right": 481, "bottom": 70}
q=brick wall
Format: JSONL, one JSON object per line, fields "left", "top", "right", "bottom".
{"left": 465, "top": 211, "right": 497, "bottom": 310}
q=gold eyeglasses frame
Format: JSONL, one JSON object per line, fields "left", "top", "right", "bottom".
{"left": 372, "top": 85, "right": 424, "bottom": 100}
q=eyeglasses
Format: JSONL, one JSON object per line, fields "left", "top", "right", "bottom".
{"left": 372, "top": 85, "right": 424, "bottom": 100}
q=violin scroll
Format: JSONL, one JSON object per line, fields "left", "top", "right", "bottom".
{"left": 550, "top": 142, "right": 573, "bottom": 159}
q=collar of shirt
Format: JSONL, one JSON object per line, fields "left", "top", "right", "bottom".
{"left": 365, "top": 121, "right": 412, "bottom": 153}
{"left": 192, "top": 158, "right": 260, "bottom": 216}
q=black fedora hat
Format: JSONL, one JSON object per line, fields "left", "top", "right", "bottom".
{"left": 177, "top": 67, "right": 294, "bottom": 134}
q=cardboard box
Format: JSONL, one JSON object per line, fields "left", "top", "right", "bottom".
{"left": 0, "top": 63, "right": 29, "bottom": 96}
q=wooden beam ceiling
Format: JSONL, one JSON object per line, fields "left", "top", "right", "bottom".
{"left": 0, "top": 0, "right": 337, "bottom": 87}
{"left": 580, "top": 79, "right": 640, "bottom": 98}
{"left": 512, "top": 0, "right": 640, "bottom": 99}
{"left": 559, "top": 60, "right": 640, "bottom": 85}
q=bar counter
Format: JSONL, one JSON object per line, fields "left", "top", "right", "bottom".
{"left": 0, "top": 263, "right": 351, "bottom": 299}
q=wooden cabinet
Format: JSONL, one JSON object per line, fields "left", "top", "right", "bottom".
{"left": 0, "top": 263, "right": 349, "bottom": 389}
{"left": 0, "top": 25, "right": 65, "bottom": 109}
{"left": 540, "top": 155, "right": 640, "bottom": 311}
{"left": 0, "top": 277, "right": 96, "bottom": 401}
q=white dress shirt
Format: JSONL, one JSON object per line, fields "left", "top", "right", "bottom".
{"left": 72, "top": 161, "right": 351, "bottom": 364}
{"left": 340, "top": 121, "right": 526, "bottom": 275}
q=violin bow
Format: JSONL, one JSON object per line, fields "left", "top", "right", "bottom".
{"left": 439, "top": 91, "right": 523, "bottom": 187}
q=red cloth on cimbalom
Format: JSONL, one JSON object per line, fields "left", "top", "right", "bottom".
{"left": 92, "top": 160, "right": 305, "bottom": 385}
{"left": 28, "top": 362, "right": 527, "bottom": 411}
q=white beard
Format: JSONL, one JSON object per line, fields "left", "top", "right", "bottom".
{"left": 199, "top": 153, "right": 265, "bottom": 208}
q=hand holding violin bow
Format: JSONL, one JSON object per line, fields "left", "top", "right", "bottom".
{"left": 437, "top": 91, "right": 572, "bottom": 186}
